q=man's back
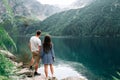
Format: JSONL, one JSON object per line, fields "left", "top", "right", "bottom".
{"left": 30, "top": 36, "right": 41, "bottom": 52}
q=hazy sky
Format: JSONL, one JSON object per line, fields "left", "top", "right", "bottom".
{"left": 37, "top": 0, "right": 76, "bottom": 8}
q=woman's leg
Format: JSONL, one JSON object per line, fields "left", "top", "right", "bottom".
{"left": 50, "top": 64, "right": 54, "bottom": 77}
{"left": 44, "top": 64, "right": 48, "bottom": 77}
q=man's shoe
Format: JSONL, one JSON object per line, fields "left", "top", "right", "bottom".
{"left": 34, "top": 72, "right": 41, "bottom": 76}
{"left": 29, "top": 66, "right": 33, "bottom": 70}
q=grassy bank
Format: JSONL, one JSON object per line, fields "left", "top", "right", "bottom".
{"left": 0, "top": 53, "right": 14, "bottom": 80}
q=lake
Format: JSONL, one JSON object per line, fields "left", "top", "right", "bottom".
{"left": 13, "top": 36, "right": 120, "bottom": 80}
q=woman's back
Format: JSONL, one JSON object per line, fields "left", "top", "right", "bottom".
{"left": 41, "top": 46, "right": 55, "bottom": 64}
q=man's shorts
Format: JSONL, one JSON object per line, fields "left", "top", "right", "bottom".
{"left": 32, "top": 51, "right": 40, "bottom": 63}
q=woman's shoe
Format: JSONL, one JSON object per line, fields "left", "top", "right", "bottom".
{"left": 52, "top": 76, "right": 56, "bottom": 80}
{"left": 45, "top": 77, "right": 49, "bottom": 80}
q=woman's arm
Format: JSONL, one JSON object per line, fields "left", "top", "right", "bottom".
{"left": 51, "top": 45, "right": 55, "bottom": 58}
{"left": 51, "top": 45, "right": 55, "bottom": 62}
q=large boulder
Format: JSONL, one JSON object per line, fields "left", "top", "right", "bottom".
{"left": 16, "top": 68, "right": 46, "bottom": 80}
{"left": 0, "top": 50, "right": 16, "bottom": 61}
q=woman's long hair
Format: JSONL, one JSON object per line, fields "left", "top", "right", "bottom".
{"left": 43, "top": 35, "right": 52, "bottom": 53}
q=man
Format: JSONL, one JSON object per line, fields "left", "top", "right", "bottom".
{"left": 29, "top": 30, "right": 41, "bottom": 76}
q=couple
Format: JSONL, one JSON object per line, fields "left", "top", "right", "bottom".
{"left": 29, "top": 30, "right": 55, "bottom": 79}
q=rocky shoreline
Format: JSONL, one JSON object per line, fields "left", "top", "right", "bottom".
{"left": 0, "top": 50, "right": 86, "bottom": 80}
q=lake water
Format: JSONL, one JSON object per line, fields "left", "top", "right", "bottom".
{"left": 14, "top": 36, "right": 120, "bottom": 80}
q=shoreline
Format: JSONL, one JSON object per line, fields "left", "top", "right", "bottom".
{"left": 0, "top": 50, "right": 87, "bottom": 80}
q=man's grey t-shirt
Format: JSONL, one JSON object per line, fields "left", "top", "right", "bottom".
{"left": 30, "top": 36, "right": 41, "bottom": 52}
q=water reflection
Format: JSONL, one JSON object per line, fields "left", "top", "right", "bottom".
{"left": 52, "top": 37, "right": 120, "bottom": 80}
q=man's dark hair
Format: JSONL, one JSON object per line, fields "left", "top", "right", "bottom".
{"left": 36, "top": 30, "right": 41, "bottom": 35}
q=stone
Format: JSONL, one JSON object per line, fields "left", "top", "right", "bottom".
{"left": 17, "top": 62, "right": 24, "bottom": 68}
{"left": 16, "top": 68, "right": 34, "bottom": 77}
{"left": 0, "top": 50, "right": 16, "bottom": 61}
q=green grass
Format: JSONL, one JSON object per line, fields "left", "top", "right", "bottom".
{"left": 0, "top": 53, "right": 14, "bottom": 79}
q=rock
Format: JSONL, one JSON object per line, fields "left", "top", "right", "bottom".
{"left": 0, "top": 50, "right": 16, "bottom": 61}
{"left": 17, "top": 62, "right": 24, "bottom": 68}
{"left": 16, "top": 68, "right": 34, "bottom": 77}
{"left": 15, "top": 70, "right": 46, "bottom": 80}
{"left": 0, "top": 50, "right": 20, "bottom": 68}
{"left": 19, "top": 74, "right": 46, "bottom": 80}
{"left": 21, "top": 63, "right": 30, "bottom": 68}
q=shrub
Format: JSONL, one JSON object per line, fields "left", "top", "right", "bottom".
{"left": 0, "top": 53, "right": 14, "bottom": 77}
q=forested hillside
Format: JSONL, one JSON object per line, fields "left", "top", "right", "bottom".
{"left": 39, "top": 0, "right": 120, "bottom": 37}
{"left": 0, "top": 0, "right": 50, "bottom": 38}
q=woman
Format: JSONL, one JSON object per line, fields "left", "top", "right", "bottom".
{"left": 41, "top": 35, "right": 55, "bottom": 79}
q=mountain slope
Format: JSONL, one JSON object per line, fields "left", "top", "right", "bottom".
{"left": 0, "top": 0, "right": 61, "bottom": 20}
{"left": 71, "top": 0, "right": 94, "bottom": 8}
{"left": 0, "top": 0, "right": 62, "bottom": 36}
{"left": 39, "top": 0, "right": 120, "bottom": 37}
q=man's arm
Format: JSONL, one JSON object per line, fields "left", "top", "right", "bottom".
{"left": 38, "top": 46, "right": 41, "bottom": 52}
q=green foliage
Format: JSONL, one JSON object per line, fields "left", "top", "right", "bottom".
{"left": 0, "top": 75, "right": 10, "bottom": 80}
{"left": 0, "top": 53, "right": 14, "bottom": 77}
{"left": 2, "top": 0, "right": 15, "bottom": 26}
{"left": 1, "top": 0, "right": 18, "bottom": 37}
{"left": 0, "top": 27, "right": 17, "bottom": 51}
{"left": 13, "top": 16, "right": 41, "bottom": 35}
{"left": 112, "top": 72, "right": 120, "bottom": 80}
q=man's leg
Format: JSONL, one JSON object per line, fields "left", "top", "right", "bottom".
{"left": 30, "top": 52, "right": 37, "bottom": 67}
{"left": 30, "top": 55, "right": 34, "bottom": 69}
{"left": 34, "top": 54, "right": 41, "bottom": 75}
{"left": 35, "top": 62, "right": 39, "bottom": 72}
